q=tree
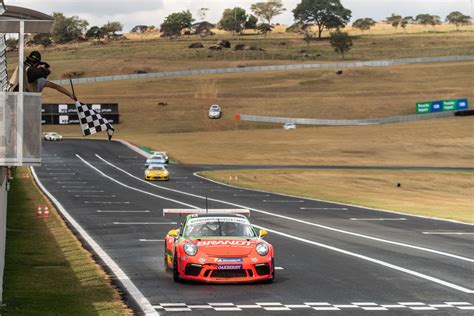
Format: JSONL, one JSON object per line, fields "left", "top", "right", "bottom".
{"left": 131, "top": 25, "right": 149, "bottom": 33}
{"left": 160, "top": 10, "right": 194, "bottom": 37}
{"left": 198, "top": 8, "right": 209, "bottom": 21}
{"left": 250, "top": 0, "right": 286, "bottom": 24}
{"left": 293, "top": 0, "right": 352, "bottom": 39}
{"left": 429, "top": 15, "right": 442, "bottom": 31}
{"left": 51, "top": 12, "right": 89, "bottom": 43}
{"left": 446, "top": 11, "right": 471, "bottom": 31}
{"left": 416, "top": 14, "right": 441, "bottom": 31}
{"left": 352, "top": 18, "right": 376, "bottom": 34}
{"left": 400, "top": 16, "right": 414, "bottom": 33}
{"left": 245, "top": 15, "right": 259, "bottom": 30}
{"left": 386, "top": 14, "right": 402, "bottom": 31}
{"left": 102, "top": 21, "right": 123, "bottom": 36}
{"left": 257, "top": 23, "right": 274, "bottom": 37}
{"left": 30, "top": 33, "right": 53, "bottom": 48}
{"left": 219, "top": 7, "right": 248, "bottom": 35}
{"left": 85, "top": 26, "right": 106, "bottom": 40}
{"left": 329, "top": 30, "right": 352, "bottom": 59}
{"left": 5, "top": 38, "right": 17, "bottom": 51}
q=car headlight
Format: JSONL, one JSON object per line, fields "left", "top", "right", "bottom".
{"left": 183, "top": 242, "right": 198, "bottom": 256}
{"left": 256, "top": 243, "right": 269, "bottom": 256}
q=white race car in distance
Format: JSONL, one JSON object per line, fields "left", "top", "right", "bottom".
{"left": 208, "top": 104, "right": 222, "bottom": 119}
{"left": 44, "top": 132, "right": 63, "bottom": 141}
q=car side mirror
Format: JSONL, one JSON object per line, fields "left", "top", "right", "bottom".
{"left": 168, "top": 229, "right": 178, "bottom": 238}
{"left": 259, "top": 229, "right": 268, "bottom": 238}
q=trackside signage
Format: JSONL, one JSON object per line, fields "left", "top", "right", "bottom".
{"left": 416, "top": 99, "right": 469, "bottom": 114}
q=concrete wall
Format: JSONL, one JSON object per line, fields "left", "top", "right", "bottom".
{"left": 53, "top": 55, "right": 474, "bottom": 85}
{"left": 0, "top": 167, "right": 7, "bottom": 304}
{"left": 238, "top": 111, "right": 457, "bottom": 126}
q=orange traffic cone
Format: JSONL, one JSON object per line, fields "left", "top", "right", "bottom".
{"left": 36, "top": 206, "right": 43, "bottom": 218}
{"left": 43, "top": 207, "right": 50, "bottom": 218}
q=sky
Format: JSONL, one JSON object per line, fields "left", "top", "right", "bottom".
{"left": 6, "top": 0, "right": 473, "bottom": 32}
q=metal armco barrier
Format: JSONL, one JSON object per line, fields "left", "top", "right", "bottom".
{"left": 52, "top": 55, "right": 474, "bottom": 85}
{"left": 237, "top": 110, "right": 462, "bottom": 126}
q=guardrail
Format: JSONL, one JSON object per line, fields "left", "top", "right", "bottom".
{"left": 237, "top": 111, "right": 458, "bottom": 126}
{"left": 53, "top": 55, "right": 474, "bottom": 85}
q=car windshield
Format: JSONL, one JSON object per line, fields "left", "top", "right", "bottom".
{"left": 210, "top": 106, "right": 219, "bottom": 110}
{"left": 183, "top": 217, "right": 256, "bottom": 238}
{"left": 149, "top": 166, "right": 165, "bottom": 171}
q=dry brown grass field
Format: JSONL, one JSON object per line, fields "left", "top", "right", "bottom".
{"left": 36, "top": 27, "right": 473, "bottom": 221}
{"left": 43, "top": 61, "right": 473, "bottom": 136}
{"left": 8, "top": 24, "right": 473, "bottom": 79}
{"left": 201, "top": 169, "right": 474, "bottom": 223}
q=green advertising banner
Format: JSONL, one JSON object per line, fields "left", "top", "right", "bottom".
{"left": 416, "top": 102, "right": 431, "bottom": 114}
{"left": 442, "top": 100, "right": 456, "bottom": 111}
{"left": 417, "top": 98, "right": 469, "bottom": 114}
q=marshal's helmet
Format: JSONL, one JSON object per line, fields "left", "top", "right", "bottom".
{"left": 26, "top": 51, "right": 41, "bottom": 65}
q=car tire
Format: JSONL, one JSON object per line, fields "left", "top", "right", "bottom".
{"left": 173, "top": 253, "right": 180, "bottom": 282}
{"left": 265, "top": 258, "right": 275, "bottom": 283}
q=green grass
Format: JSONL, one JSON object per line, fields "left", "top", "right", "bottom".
{"left": 1, "top": 168, "right": 128, "bottom": 316}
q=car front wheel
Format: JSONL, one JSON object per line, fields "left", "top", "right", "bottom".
{"left": 173, "top": 254, "right": 180, "bottom": 282}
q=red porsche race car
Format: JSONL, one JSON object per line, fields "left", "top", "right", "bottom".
{"left": 164, "top": 209, "right": 275, "bottom": 283}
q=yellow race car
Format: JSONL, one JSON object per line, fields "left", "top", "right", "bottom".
{"left": 145, "top": 165, "right": 169, "bottom": 181}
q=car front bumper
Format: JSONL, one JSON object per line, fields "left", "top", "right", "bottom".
{"left": 177, "top": 256, "right": 273, "bottom": 283}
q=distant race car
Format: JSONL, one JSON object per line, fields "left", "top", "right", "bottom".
{"left": 145, "top": 155, "right": 167, "bottom": 167}
{"left": 145, "top": 165, "right": 169, "bottom": 181}
{"left": 164, "top": 209, "right": 275, "bottom": 283}
{"left": 208, "top": 104, "right": 222, "bottom": 119}
{"left": 43, "top": 132, "right": 63, "bottom": 141}
{"left": 283, "top": 123, "right": 296, "bottom": 130}
{"left": 152, "top": 151, "right": 169, "bottom": 163}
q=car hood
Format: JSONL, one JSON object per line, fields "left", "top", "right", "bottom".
{"left": 146, "top": 170, "right": 167, "bottom": 175}
{"left": 194, "top": 239, "right": 257, "bottom": 257}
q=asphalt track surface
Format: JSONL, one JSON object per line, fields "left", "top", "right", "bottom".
{"left": 32, "top": 140, "right": 474, "bottom": 315}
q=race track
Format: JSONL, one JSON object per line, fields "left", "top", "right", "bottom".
{"left": 32, "top": 140, "right": 474, "bottom": 315}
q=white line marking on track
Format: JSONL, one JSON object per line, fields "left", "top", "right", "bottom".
{"left": 46, "top": 168, "right": 71, "bottom": 171}
{"left": 350, "top": 218, "right": 407, "bottom": 221}
{"left": 62, "top": 186, "right": 94, "bottom": 188}
{"left": 85, "top": 201, "right": 130, "bottom": 204}
{"left": 97, "top": 210, "right": 150, "bottom": 213}
{"left": 252, "top": 223, "right": 474, "bottom": 294}
{"left": 67, "top": 190, "right": 103, "bottom": 193}
{"left": 76, "top": 195, "right": 116, "bottom": 198}
{"left": 57, "top": 181, "right": 87, "bottom": 184}
{"left": 30, "top": 167, "right": 159, "bottom": 316}
{"left": 113, "top": 222, "right": 176, "bottom": 225}
{"left": 275, "top": 267, "right": 284, "bottom": 270}
{"left": 234, "top": 194, "right": 270, "bottom": 197}
{"left": 77, "top": 154, "right": 196, "bottom": 209}
{"left": 301, "top": 207, "right": 348, "bottom": 210}
{"left": 422, "top": 232, "right": 474, "bottom": 235}
{"left": 236, "top": 305, "right": 262, "bottom": 308}
{"left": 139, "top": 239, "right": 165, "bottom": 242}
{"left": 91, "top": 154, "right": 474, "bottom": 292}
{"left": 49, "top": 172, "right": 75, "bottom": 175}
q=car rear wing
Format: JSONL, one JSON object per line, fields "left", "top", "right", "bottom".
{"left": 163, "top": 209, "right": 250, "bottom": 217}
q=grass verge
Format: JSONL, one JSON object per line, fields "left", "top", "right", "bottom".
{"left": 1, "top": 167, "right": 129, "bottom": 315}
{"left": 201, "top": 169, "right": 474, "bottom": 223}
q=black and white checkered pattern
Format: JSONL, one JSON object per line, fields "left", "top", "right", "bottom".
{"left": 152, "top": 301, "right": 474, "bottom": 312}
{"left": 75, "top": 102, "right": 114, "bottom": 139}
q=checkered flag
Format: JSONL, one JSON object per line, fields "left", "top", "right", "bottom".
{"left": 75, "top": 101, "right": 115, "bottom": 141}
